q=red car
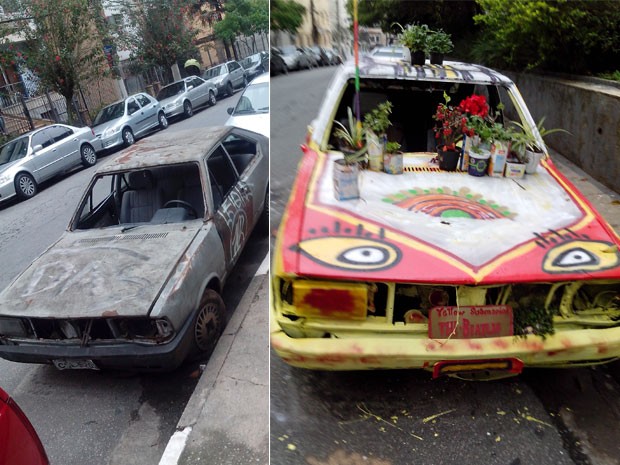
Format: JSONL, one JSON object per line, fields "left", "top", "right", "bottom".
{"left": 0, "top": 387, "right": 48, "bottom": 465}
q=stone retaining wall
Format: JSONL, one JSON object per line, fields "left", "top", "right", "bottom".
{"left": 505, "top": 72, "right": 620, "bottom": 194}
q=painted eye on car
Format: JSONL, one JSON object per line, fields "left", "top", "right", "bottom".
{"left": 295, "top": 236, "right": 402, "bottom": 271}
{"left": 542, "top": 240, "right": 620, "bottom": 273}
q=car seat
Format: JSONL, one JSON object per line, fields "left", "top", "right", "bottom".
{"left": 120, "top": 170, "right": 163, "bottom": 223}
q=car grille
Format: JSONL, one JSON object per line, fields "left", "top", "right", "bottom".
{"left": 278, "top": 278, "right": 620, "bottom": 337}
{"left": 0, "top": 317, "right": 173, "bottom": 345}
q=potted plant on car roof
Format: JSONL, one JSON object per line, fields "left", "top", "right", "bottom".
{"left": 426, "top": 29, "right": 453, "bottom": 65}
{"left": 363, "top": 100, "right": 393, "bottom": 172}
{"left": 383, "top": 141, "right": 403, "bottom": 174}
{"left": 512, "top": 117, "right": 570, "bottom": 174}
{"left": 396, "top": 23, "right": 429, "bottom": 65}
{"left": 332, "top": 107, "right": 367, "bottom": 200}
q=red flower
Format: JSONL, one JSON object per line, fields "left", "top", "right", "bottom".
{"left": 55, "top": 55, "right": 61, "bottom": 61}
{"left": 459, "top": 94, "right": 489, "bottom": 118}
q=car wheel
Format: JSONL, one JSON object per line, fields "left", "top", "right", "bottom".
{"left": 183, "top": 100, "right": 193, "bottom": 118}
{"left": 208, "top": 90, "right": 216, "bottom": 107}
{"left": 122, "top": 127, "right": 134, "bottom": 147}
{"left": 226, "top": 82, "right": 233, "bottom": 97}
{"left": 192, "top": 289, "right": 225, "bottom": 356}
{"left": 80, "top": 144, "right": 97, "bottom": 167}
{"left": 14, "top": 172, "right": 37, "bottom": 200}
{"left": 158, "top": 112, "right": 168, "bottom": 129}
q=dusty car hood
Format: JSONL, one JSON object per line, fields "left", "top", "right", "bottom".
{"left": 0, "top": 226, "right": 200, "bottom": 318}
{"left": 277, "top": 148, "right": 620, "bottom": 285}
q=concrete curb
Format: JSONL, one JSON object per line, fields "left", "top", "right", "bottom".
{"left": 158, "top": 264, "right": 268, "bottom": 465}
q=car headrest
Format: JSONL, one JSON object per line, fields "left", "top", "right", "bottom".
{"left": 127, "top": 170, "right": 156, "bottom": 190}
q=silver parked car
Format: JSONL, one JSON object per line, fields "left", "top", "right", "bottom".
{"left": 226, "top": 72, "right": 269, "bottom": 138}
{"left": 0, "top": 124, "right": 100, "bottom": 202}
{"left": 92, "top": 92, "right": 167, "bottom": 151}
{"left": 240, "top": 52, "right": 268, "bottom": 82}
{"left": 156, "top": 76, "right": 217, "bottom": 119}
{"left": 0, "top": 126, "right": 268, "bottom": 371}
{"left": 202, "top": 60, "right": 247, "bottom": 98}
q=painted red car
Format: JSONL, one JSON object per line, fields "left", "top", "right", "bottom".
{"left": 0, "top": 387, "right": 49, "bottom": 465}
{"left": 270, "top": 58, "right": 620, "bottom": 379}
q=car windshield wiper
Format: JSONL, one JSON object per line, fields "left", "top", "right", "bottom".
{"left": 120, "top": 224, "right": 142, "bottom": 233}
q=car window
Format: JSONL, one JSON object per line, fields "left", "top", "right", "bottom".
{"left": 31, "top": 130, "right": 52, "bottom": 149}
{"left": 230, "top": 62, "right": 240, "bottom": 71}
{"left": 127, "top": 99, "right": 140, "bottom": 114}
{"left": 93, "top": 102, "right": 125, "bottom": 125}
{"left": 74, "top": 174, "right": 118, "bottom": 230}
{"left": 207, "top": 145, "right": 238, "bottom": 210}
{"left": 222, "top": 134, "right": 257, "bottom": 174}
{"left": 0, "top": 137, "right": 29, "bottom": 165}
{"left": 203, "top": 65, "right": 224, "bottom": 79}
{"left": 135, "top": 94, "right": 151, "bottom": 107}
{"left": 190, "top": 77, "right": 203, "bottom": 87}
{"left": 46, "top": 125, "right": 73, "bottom": 143}
{"left": 232, "top": 82, "right": 269, "bottom": 115}
{"left": 157, "top": 82, "right": 185, "bottom": 100}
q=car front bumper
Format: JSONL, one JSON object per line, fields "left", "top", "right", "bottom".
{"left": 0, "top": 179, "right": 16, "bottom": 202}
{"left": 0, "top": 312, "right": 196, "bottom": 371}
{"left": 97, "top": 132, "right": 124, "bottom": 150}
{"left": 271, "top": 323, "right": 620, "bottom": 372}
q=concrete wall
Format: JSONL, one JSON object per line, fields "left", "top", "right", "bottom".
{"left": 505, "top": 72, "right": 620, "bottom": 194}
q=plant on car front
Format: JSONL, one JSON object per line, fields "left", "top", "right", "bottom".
{"left": 333, "top": 107, "right": 367, "bottom": 165}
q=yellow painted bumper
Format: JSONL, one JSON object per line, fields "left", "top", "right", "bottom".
{"left": 270, "top": 325, "right": 620, "bottom": 371}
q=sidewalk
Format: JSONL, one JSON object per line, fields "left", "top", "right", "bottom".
{"left": 158, "top": 262, "right": 269, "bottom": 465}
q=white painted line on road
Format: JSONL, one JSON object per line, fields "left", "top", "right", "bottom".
{"left": 158, "top": 426, "right": 192, "bottom": 465}
{"left": 256, "top": 253, "right": 269, "bottom": 276}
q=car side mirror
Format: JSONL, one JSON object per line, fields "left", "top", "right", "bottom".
{"left": 187, "top": 85, "right": 194, "bottom": 90}
{"left": 227, "top": 107, "right": 233, "bottom": 115}
{"left": 32, "top": 144, "right": 43, "bottom": 153}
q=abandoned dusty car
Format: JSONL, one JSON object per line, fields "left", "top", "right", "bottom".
{"left": 0, "top": 126, "right": 268, "bottom": 371}
{"left": 270, "top": 57, "right": 620, "bottom": 379}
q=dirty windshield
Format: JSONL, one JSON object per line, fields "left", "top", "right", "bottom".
{"left": 93, "top": 102, "right": 125, "bottom": 125}
{"left": 157, "top": 82, "right": 186, "bottom": 100}
{"left": 0, "top": 137, "right": 29, "bottom": 165}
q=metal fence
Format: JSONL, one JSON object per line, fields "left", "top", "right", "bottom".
{"left": 0, "top": 81, "right": 92, "bottom": 138}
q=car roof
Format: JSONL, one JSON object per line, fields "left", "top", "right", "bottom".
{"left": 95, "top": 126, "right": 233, "bottom": 173}
{"left": 342, "top": 56, "right": 513, "bottom": 85}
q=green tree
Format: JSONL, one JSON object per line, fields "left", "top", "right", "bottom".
{"left": 110, "top": 0, "right": 198, "bottom": 82}
{"left": 213, "top": 0, "right": 268, "bottom": 55}
{"left": 10, "top": 0, "right": 107, "bottom": 124}
{"left": 473, "top": 0, "right": 620, "bottom": 74}
{"left": 270, "top": 0, "right": 306, "bottom": 45}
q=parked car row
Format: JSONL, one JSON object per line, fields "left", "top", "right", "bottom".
{"left": 0, "top": 53, "right": 272, "bottom": 205}
{"left": 270, "top": 45, "right": 342, "bottom": 75}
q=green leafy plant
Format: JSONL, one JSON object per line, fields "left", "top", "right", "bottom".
{"left": 363, "top": 101, "right": 393, "bottom": 135}
{"left": 394, "top": 23, "right": 430, "bottom": 51}
{"left": 512, "top": 116, "right": 570, "bottom": 153}
{"left": 385, "top": 141, "right": 401, "bottom": 153}
{"left": 333, "top": 107, "right": 367, "bottom": 165}
{"left": 426, "top": 29, "right": 453, "bottom": 54}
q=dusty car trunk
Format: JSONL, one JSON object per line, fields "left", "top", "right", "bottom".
{"left": 0, "top": 225, "right": 201, "bottom": 319}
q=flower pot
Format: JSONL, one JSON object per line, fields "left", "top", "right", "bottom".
{"left": 489, "top": 140, "right": 510, "bottom": 177}
{"left": 437, "top": 147, "right": 460, "bottom": 171}
{"left": 333, "top": 158, "right": 360, "bottom": 200}
{"left": 468, "top": 147, "right": 491, "bottom": 177}
{"left": 411, "top": 50, "right": 425, "bottom": 66}
{"left": 429, "top": 52, "right": 444, "bottom": 65}
{"left": 366, "top": 130, "right": 385, "bottom": 172}
{"left": 525, "top": 149, "right": 543, "bottom": 174}
{"left": 384, "top": 152, "right": 403, "bottom": 174}
{"left": 504, "top": 159, "right": 526, "bottom": 178}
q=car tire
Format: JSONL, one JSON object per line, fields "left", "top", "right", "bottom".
{"left": 183, "top": 100, "right": 193, "bottom": 118}
{"left": 14, "top": 172, "right": 37, "bottom": 200}
{"left": 122, "top": 127, "right": 134, "bottom": 147}
{"left": 80, "top": 144, "right": 97, "bottom": 167}
{"left": 208, "top": 90, "right": 216, "bottom": 107}
{"left": 226, "top": 82, "right": 233, "bottom": 97}
{"left": 191, "top": 289, "right": 225, "bottom": 357}
{"left": 158, "top": 112, "right": 168, "bottom": 129}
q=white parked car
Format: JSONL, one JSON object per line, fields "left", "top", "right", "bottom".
{"left": 92, "top": 93, "right": 167, "bottom": 151}
{"left": 225, "top": 73, "right": 269, "bottom": 138}
{"left": 369, "top": 45, "right": 411, "bottom": 64}
{"left": 0, "top": 124, "right": 100, "bottom": 202}
{"left": 156, "top": 76, "right": 217, "bottom": 119}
